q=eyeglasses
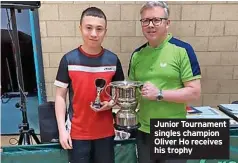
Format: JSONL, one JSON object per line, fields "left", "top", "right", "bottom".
{"left": 140, "top": 17, "right": 168, "bottom": 27}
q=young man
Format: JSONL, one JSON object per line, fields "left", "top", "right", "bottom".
{"left": 128, "top": 1, "right": 201, "bottom": 163}
{"left": 54, "top": 7, "right": 124, "bottom": 163}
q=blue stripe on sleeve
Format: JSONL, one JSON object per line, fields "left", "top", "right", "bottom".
{"left": 169, "top": 37, "right": 201, "bottom": 76}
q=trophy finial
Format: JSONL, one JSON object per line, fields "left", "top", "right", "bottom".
{"left": 95, "top": 78, "right": 106, "bottom": 88}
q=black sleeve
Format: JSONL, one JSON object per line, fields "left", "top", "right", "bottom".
{"left": 112, "top": 57, "right": 125, "bottom": 81}
{"left": 55, "top": 55, "right": 70, "bottom": 88}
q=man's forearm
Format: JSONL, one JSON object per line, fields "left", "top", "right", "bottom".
{"left": 55, "top": 96, "right": 67, "bottom": 131}
{"left": 162, "top": 87, "right": 201, "bottom": 104}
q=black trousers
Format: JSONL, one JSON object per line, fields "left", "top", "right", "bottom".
{"left": 69, "top": 136, "right": 115, "bottom": 163}
{"left": 136, "top": 130, "right": 187, "bottom": 163}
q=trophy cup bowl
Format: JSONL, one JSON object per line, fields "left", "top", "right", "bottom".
{"left": 91, "top": 78, "right": 106, "bottom": 110}
{"left": 105, "top": 80, "right": 143, "bottom": 131}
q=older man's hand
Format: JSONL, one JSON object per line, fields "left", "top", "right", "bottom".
{"left": 141, "top": 82, "right": 159, "bottom": 101}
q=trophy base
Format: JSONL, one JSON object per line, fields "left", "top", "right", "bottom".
{"left": 114, "top": 123, "right": 141, "bottom": 132}
{"left": 91, "top": 103, "right": 102, "bottom": 110}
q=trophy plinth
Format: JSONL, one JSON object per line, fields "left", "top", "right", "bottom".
{"left": 91, "top": 78, "right": 106, "bottom": 110}
{"left": 106, "top": 80, "right": 143, "bottom": 131}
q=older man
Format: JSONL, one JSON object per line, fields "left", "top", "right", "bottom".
{"left": 128, "top": 1, "right": 201, "bottom": 163}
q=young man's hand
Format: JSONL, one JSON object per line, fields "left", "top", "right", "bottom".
{"left": 90, "top": 100, "right": 115, "bottom": 112}
{"left": 59, "top": 129, "right": 73, "bottom": 150}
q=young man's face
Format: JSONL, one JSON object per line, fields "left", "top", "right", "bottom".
{"left": 80, "top": 16, "right": 107, "bottom": 49}
{"left": 140, "top": 6, "right": 170, "bottom": 44}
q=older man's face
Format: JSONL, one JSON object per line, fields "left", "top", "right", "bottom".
{"left": 140, "top": 6, "right": 169, "bottom": 45}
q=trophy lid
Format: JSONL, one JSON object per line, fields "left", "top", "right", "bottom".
{"left": 109, "top": 80, "right": 143, "bottom": 88}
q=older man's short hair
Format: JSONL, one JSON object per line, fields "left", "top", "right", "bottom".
{"left": 140, "top": 1, "right": 170, "bottom": 18}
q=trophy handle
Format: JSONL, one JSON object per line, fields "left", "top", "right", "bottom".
{"left": 105, "top": 84, "right": 117, "bottom": 102}
{"left": 105, "top": 84, "right": 112, "bottom": 98}
{"left": 137, "top": 84, "right": 143, "bottom": 94}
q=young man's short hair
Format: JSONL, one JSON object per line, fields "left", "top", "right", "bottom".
{"left": 80, "top": 7, "right": 107, "bottom": 25}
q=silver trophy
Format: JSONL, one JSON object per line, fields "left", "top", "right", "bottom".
{"left": 106, "top": 80, "right": 143, "bottom": 131}
{"left": 91, "top": 78, "right": 106, "bottom": 110}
